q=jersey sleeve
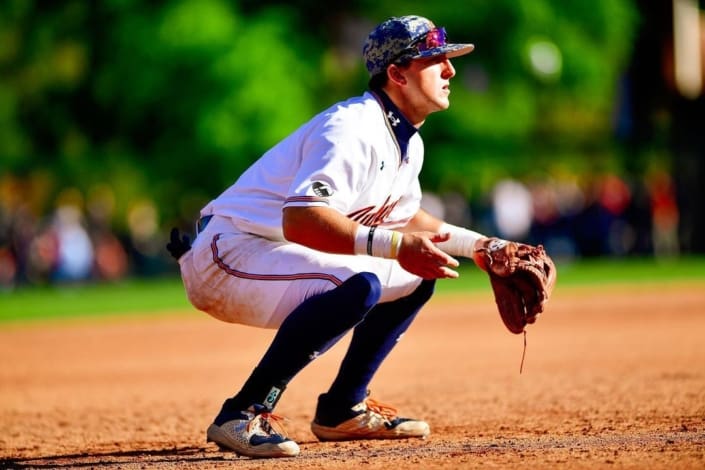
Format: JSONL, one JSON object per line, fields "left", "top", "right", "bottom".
{"left": 283, "top": 123, "right": 372, "bottom": 215}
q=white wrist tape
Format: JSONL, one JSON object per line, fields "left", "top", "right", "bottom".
{"left": 354, "top": 225, "right": 370, "bottom": 255}
{"left": 435, "top": 222, "right": 485, "bottom": 258}
{"left": 354, "top": 225, "right": 403, "bottom": 259}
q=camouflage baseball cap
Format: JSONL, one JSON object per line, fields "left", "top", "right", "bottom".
{"left": 362, "top": 15, "right": 474, "bottom": 77}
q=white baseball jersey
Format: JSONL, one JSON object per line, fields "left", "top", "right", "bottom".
{"left": 181, "top": 91, "right": 427, "bottom": 328}
{"left": 201, "top": 91, "right": 424, "bottom": 237}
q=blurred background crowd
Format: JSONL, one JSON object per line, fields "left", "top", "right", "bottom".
{"left": 0, "top": 0, "right": 703, "bottom": 288}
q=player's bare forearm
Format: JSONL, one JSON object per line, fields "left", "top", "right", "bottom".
{"left": 282, "top": 206, "right": 358, "bottom": 254}
{"left": 283, "top": 206, "right": 459, "bottom": 280}
{"left": 400, "top": 208, "right": 444, "bottom": 233}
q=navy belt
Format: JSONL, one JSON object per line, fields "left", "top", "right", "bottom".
{"left": 197, "top": 215, "right": 213, "bottom": 233}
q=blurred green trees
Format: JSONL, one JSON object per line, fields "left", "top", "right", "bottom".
{"left": 1, "top": 0, "right": 640, "bottom": 229}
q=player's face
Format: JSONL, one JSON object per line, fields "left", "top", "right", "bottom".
{"left": 400, "top": 55, "right": 456, "bottom": 125}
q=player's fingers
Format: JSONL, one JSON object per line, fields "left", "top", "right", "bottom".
{"left": 422, "top": 252, "right": 460, "bottom": 278}
{"left": 426, "top": 240, "right": 459, "bottom": 267}
{"left": 397, "top": 251, "right": 457, "bottom": 280}
{"left": 399, "top": 233, "right": 460, "bottom": 276}
{"left": 430, "top": 231, "right": 451, "bottom": 243}
{"left": 439, "top": 266, "right": 459, "bottom": 278}
{"left": 443, "top": 253, "right": 460, "bottom": 268}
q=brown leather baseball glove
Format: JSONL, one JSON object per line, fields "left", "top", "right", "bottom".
{"left": 472, "top": 237, "right": 557, "bottom": 334}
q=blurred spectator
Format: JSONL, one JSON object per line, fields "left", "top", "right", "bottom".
{"left": 92, "top": 231, "right": 129, "bottom": 281}
{"left": 0, "top": 246, "right": 17, "bottom": 290}
{"left": 647, "top": 169, "right": 680, "bottom": 257}
{"left": 6, "top": 204, "right": 39, "bottom": 285}
{"left": 527, "top": 179, "right": 578, "bottom": 260}
{"left": 25, "top": 222, "right": 59, "bottom": 284}
{"left": 492, "top": 179, "right": 533, "bottom": 241}
{"left": 51, "top": 205, "right": 94, "bottom": 282}
{"left": 421, "top": 191, "right": 445, "bottom": 220}
{"left": 600, "top": 173, "right": 634, "bottom": 256}
{"left": 442, "top": 191, "right": 474, "bottom": 230}
{"left": 569, "top": 173, "right": 621, "bottom": 257}
{"left": 86, "top": 184, "right": 129, "bottom": 281}
{"left": 126, "top": 199, "right": 171, "bottom": 276}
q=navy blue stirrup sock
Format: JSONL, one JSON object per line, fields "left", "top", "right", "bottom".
{"left": 216, "top": 272, "right": 381, "bottom": 422}
{"left": 320, "top": 280, "right": 436, "bottom": 414}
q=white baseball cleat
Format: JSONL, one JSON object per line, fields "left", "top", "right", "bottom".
{"left": 206, "top": 405, "right": 300, "bottom": 458}
{"left": 311, "top": 395, "right": 430, "bottom": 441}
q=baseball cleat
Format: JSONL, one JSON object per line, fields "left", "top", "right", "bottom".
{"left": 310, "top": 395, "right": 430, "bottom": 441}
{"left": 206, "top": 404, "right": 300, "bottom": 458}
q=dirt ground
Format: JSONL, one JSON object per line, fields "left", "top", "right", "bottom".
{"left": 1, "top": 281, "right": 704, "bottom": 469}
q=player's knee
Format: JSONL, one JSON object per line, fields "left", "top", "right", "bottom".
{"left": 344, "top": 272, "right": 382, "bottom": 311}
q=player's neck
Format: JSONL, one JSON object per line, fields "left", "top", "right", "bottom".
{"left": 381, "top": 86, "right": 426, "bottom": 128}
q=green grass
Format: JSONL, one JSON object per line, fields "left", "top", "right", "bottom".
{"left": 437, "top": 255, "right": 705, "bottom": 294}
{"left": 0, "top": 276, "right": 192, "bottom": 323}
{"left": 1, "top": 257, "right": 703, "bottom": 324}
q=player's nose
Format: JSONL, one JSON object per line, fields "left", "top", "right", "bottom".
{"left": 441, "top": 58, "right": 456, "bottom": 79}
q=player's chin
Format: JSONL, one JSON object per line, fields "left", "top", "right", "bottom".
{"left": 427, "top": 96, "right": 450, "bottom": 114}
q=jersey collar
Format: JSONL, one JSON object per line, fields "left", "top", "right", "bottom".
{"left": 370, "top": 89, "right": 418, "bottom": 163}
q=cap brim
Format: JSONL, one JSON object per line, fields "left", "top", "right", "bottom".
{"left": 413, "top": 43, "right": 475, "bottom": 60}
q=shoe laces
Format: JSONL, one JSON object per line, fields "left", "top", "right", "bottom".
{"left": 249, "top": 411, "right": 289, "bottom": 437}
{"left": 364, "top": 397, "right": 398, "bottom": 422}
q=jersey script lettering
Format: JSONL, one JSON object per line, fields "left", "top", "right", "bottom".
{"left": 347, "top": 195, "right": 401, "bottom": 226}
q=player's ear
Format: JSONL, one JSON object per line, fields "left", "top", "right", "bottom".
{"left": 387, "top": 64, "right": 407, "bottom": 85}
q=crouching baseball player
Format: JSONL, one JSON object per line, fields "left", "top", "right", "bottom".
{"left": 169, "top": 15, "right": 524, "bottom": 459}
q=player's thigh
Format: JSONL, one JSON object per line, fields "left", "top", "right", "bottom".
{"left": 186, "top": 231, "right": 422, "bottom": 328}
{"left": 184, "top": 231, "right": 326, "bottom": 327}
{"left": 271, "top": 245, "right": 423, "bottom": 327}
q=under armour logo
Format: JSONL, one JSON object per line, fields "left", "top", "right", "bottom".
{"left": 309, "top": 351, "right": 320, "bottom": 361}
{"left": 387, "top": 111, "right": 400, "bottom": 127}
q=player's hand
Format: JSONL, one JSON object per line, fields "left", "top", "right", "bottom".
{"left": 397, "top": 232, "right": 460, "bottom": 280}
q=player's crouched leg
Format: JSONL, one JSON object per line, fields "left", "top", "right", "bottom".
{"left": 310, "top": 281, "right": 435, "bottom": 441}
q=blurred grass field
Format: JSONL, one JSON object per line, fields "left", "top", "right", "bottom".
{"left": 1, "top": 257, "right": 703, "bottom": 324}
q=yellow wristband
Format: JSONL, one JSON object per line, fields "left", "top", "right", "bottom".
{"left": 390, "top": 231, "right": 402, "bottom": 258}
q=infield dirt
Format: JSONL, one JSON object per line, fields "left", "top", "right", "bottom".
{"left": 1, "top": 281, "right": 704, "bottom": 469}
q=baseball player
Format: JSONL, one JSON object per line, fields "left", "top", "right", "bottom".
{"left": 172, "top": 15, "right": 486, "bottom": 458}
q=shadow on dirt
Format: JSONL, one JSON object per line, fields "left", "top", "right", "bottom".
{"left": 0, "top": 446, "right": 235, "bottom": 469}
